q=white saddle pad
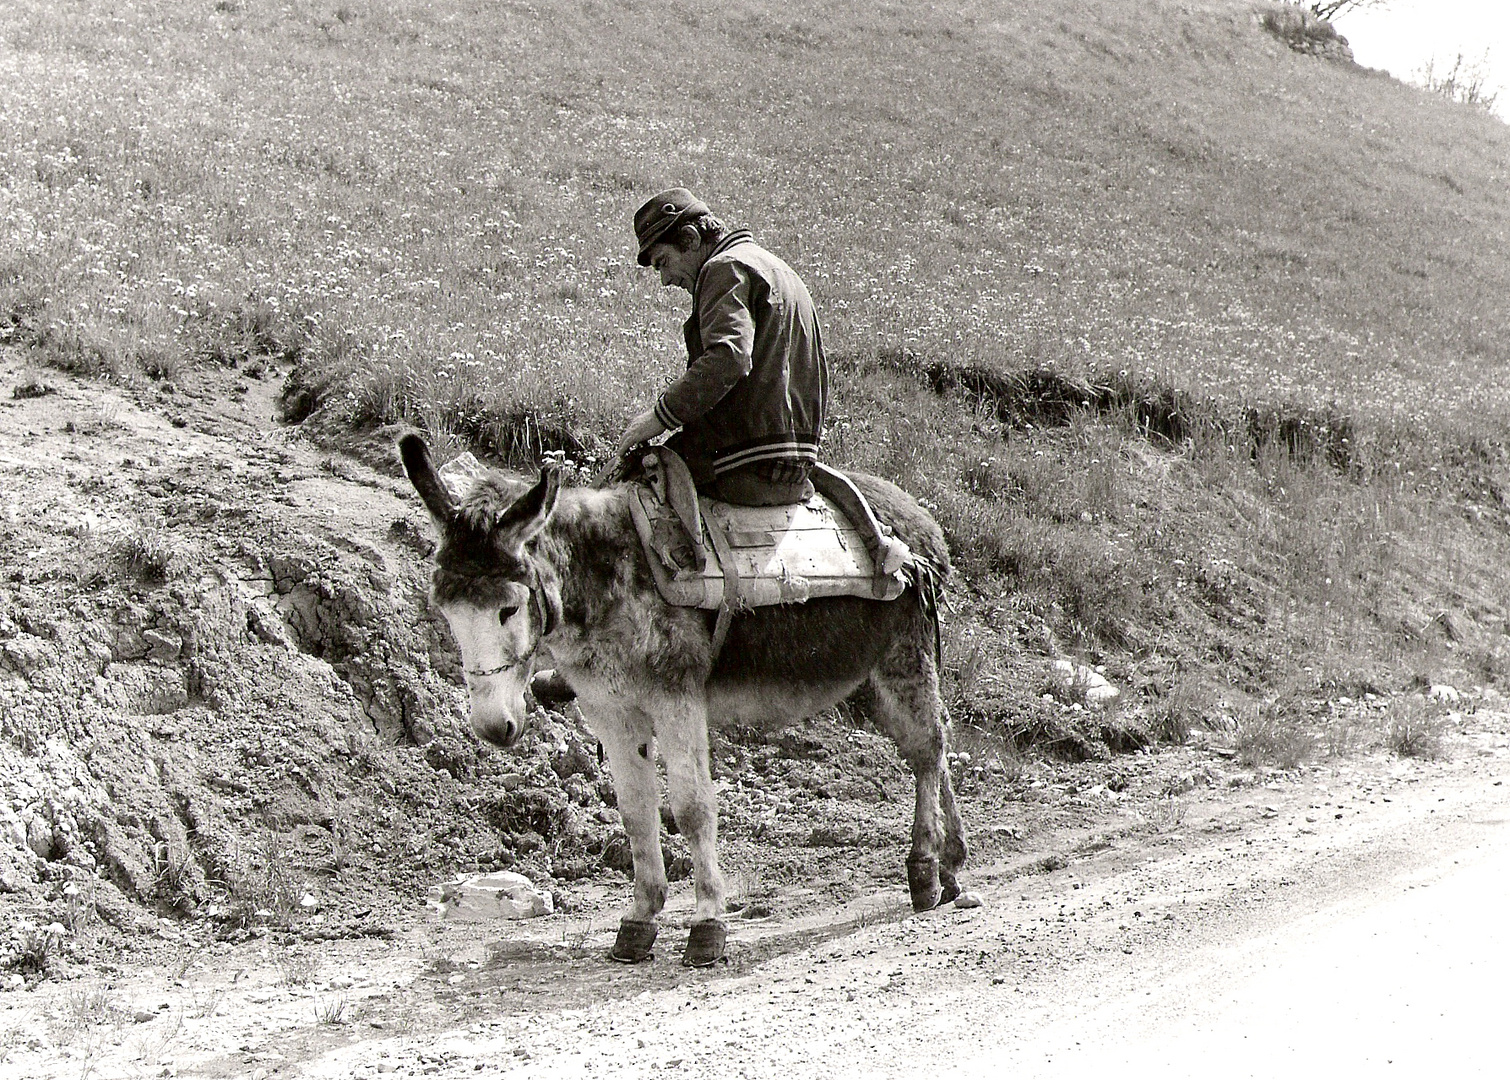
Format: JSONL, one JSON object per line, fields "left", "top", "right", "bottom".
{"left": 628, "top": 487, "right": 908, "bottom": 610}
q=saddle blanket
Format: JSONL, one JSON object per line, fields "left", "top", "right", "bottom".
{"left": 627, "top": 485, "right": 909, "bottom": 610}
{"left": 431, "top": 451, "right": 911, "bottom": 614}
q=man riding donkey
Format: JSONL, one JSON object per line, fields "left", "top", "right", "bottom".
{"left": 616, "top": 187, "right": 907, "bottom": 560}
{"left": 407, "top": 189, "right": 962, "bottom": 964}
{"left": 531, "top": 188, "right": 908, "bottom": 707}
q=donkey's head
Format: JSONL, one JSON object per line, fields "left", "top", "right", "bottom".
{"left": 399, "top": 434, "right": 562, "bottom": 748}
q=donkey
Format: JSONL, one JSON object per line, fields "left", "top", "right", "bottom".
{"left": 398, "top": 433, "right": 967, "bottom": 966}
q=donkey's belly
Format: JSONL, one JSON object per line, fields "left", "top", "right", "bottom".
{"left": 705, "top": 677, "right": 866, "bottom": 730}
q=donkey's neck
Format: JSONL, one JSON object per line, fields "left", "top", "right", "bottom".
{"left": 537, "top": 485, "right": 641, "bottom": 628}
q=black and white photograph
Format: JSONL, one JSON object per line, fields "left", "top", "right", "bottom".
{"left": 1, "top": 1, "right": 1508, "bottom": 1076}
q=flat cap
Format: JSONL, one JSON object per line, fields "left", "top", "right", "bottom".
{"left": 633, "top": 187, "right": 710, "bottom": 265}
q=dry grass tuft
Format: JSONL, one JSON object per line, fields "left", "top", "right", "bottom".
{"left": 1235, "top": 700, "right": 1315, "bottom": 770}
{"left": 121, "top": 527, "right": 174, "bottom": 583}
{"left": 1386, "top": 696, "right": 1448, "bottom": 759}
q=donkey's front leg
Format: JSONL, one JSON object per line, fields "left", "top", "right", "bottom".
{"left": 585, "top": 697, "right": 667, "bottom": 963}
{"left": 656, "top": 693, "right": 728, "bottom": 967}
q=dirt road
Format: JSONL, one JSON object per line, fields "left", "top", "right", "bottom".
{"left": 5, "top": 723, "right": 1505, "bottom": 1079}
{"left": 312, "top": 742, "right": 1507, "bottom": 1080}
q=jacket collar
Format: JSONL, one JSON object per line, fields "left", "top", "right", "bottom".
{"left": 693, "top": 230, "right": 754, "bottom": 296}
{"left": 708, "top": 229, "right": 753, "bottom": 259}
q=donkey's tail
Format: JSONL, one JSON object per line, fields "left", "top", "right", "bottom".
{"left": 905, "top": 556, "right": 948, "bottom": 673}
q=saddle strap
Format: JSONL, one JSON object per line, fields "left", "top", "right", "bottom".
{"left": 702, "top": 498, "right": 744, "bottom": 662}
{"left": 646, "top": 446, "right": 708, "bottom": 572}
{"left": 810, "top": 463, "right": 909, "bottom": 597}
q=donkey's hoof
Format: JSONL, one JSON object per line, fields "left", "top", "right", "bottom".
{"left": 906, "top": 854, "right": 942, "bottom": 912}
{"left": 682, "top": 919, "right": 727, "bottom": 967}
{"left": 610, "top": 918, "right": 658, "bottom": 963}
{"left": 939, "top": 875, "right": 962, "bottom": 905}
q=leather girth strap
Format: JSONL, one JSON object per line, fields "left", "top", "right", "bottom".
{"left": 701, "top": 497, "right": 744, "bottom": 661}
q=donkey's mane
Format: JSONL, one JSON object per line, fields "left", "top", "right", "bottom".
{"left": 430, "top": 473, "right": 537, "bottom": 606}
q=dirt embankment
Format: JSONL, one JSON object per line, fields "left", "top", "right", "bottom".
{"left": 0, "top": 349, "right": 1057, "bottom": 979}
{"left": 0, "top": 350, "right": 641, "bottom": 956}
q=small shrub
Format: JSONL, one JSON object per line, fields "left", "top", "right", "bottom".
{"left": 12, "top": 376, "right": 55, "bottom": 399}
{"left": 138, "top": 345, "right": 185, "bottom": 384}
{"left": 153, "top": 839, "right": 199, "bottom": 911}
{"left": 1322, "top": 717, "right": 1364, "bottom": 758}
{"left": 62, "top": 986, "right": 115, "bottom": 1028}
{"left": 1148, "top": 682, "right": 1211, "bottom": 744}
{"left": 1259, "top": 7, "right": 1347, "bottom": 57}
{"left": 121, "top": 527, "right": 173, "bottom": 583}
{"left": 32, "top": 323, "right": 117, "bottom": 379}
{"left": 949, "top": 720, "right": 1025, "bottom": 782}
{"left": 1417, "top": 52, "right": 1500, "bottom": 113}
{"left": 1386, "top": 696, "right": 1446, "bottom": 759}
{"left": 220, "top": 829, "right": 304, "bottom": 929}
{"left": 1147, "top": 794, "right": 1187, "bottom": 832}
{"left": 0, "top": 288, "right": 46, "bottom": 346}
{"left": 559, "top": 920, "right": 595, "bottom": 960}
{"left": 1235, "top": 703, "right": 1314, "bottom": 769}
{"left": 314, "top": 995, "right": 352, "bottom": 1024}
{"left": 1, "top": 920, "right": 68, "bottom": 979}
{"left": 274, "top": 945, "right": 319, "bottom": 987}
{"left": 197, "top": 297, "right": 310, "bottom": 368}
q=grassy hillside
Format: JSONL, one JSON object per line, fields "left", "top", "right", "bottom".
{"left": 4, "top": 0, "right": 1509, "bottom": 430}
{"left": 5, "top": 0, "right": 1510, "bottom": 750}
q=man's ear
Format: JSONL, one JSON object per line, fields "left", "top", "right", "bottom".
{"left": 674, "top": 222, "right": 702, "bottom": 251}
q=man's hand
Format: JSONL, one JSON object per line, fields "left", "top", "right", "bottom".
{"left": 615, "top": 408, "right": 668, "bottom": 459}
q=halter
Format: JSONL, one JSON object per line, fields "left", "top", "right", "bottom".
{"left": 465, "top": 657, "right": 519, "bottom": 679}
{"left": 462, "top": 564, "right": 557, "bottom": 680}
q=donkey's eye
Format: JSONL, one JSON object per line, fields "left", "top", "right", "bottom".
{"left": 498, "top": 605, "right": 520, "bottom": 625}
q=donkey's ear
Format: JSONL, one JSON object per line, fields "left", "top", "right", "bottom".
{"left": 398, "top": 433, "right": 454, "bottom": 524}
{"left": 493, "top": 464, "right": 560, "bottom": 546}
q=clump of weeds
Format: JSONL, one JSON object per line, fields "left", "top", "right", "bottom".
{"left": 1386, "top": 695, "right": 1448, "bottom": 759}
{"left": 220, "top": 828, "right": 305, "bottom": 929}
{"left": 12, "top": 373, "right": 55, "bottom": 399}
{"left": 1147, "top": 794, "right": 1187, "bottom": 832}
{"left": 559, "top": 919, "right": 596, "bottom": 960}
{"left": 1146, "top": 680, "right": 1225, "bottom": 745}
{"left": 2, "top": 919, "right": 69, "bottom": 981}
{"left": 273, "top": 944, "right": 319, "bottom": 987}
{"left": 314, "top": 994, "right": 354, "bottom": 1025}
{"left": 1234, "top": 699, "right": 1315, "bottom": 770}
{"left": 121, "top": 525, "right": 174, "bottom": 583}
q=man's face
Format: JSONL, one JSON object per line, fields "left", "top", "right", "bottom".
{"left": 646, "top": 240, "right": 702, "bottom": 293}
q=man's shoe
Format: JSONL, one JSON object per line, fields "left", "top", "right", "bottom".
{"left": 529, "top": 668, "right": 577, "bottom": 705}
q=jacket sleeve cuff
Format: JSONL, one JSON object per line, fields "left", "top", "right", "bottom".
{"left": 653, "top": 396, "right": 683, "bottom": 431}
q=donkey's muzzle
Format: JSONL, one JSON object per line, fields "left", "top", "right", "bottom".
{"left": 473, "top": 715, "right": 522, "bottom": 749}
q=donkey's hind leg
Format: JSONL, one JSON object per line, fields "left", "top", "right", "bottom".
{"left": 935, "top": 704, "right": 968, "bottom": 902}
{"left": 865, "top": 639, "right": 967, "bottom": 911}
{"left": 581, "top": 695, "right": 667, "bottom": 962}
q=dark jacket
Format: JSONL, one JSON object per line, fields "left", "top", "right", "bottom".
{"left": 652, "top": 231, "right": 827, "bottom": 483}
